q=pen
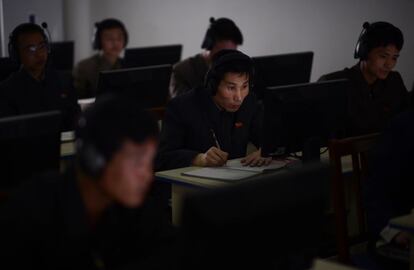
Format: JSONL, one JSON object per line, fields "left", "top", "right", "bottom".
{"left": 210, "top": 129, "right": 221, "bottom": 149}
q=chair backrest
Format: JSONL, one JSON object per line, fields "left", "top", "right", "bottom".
{"left": 328, "top": 133, "right": 380, "bottom": 263}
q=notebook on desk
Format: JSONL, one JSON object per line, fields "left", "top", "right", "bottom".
{"left": 181, "top": 158, "right": 287, "bottom": 181}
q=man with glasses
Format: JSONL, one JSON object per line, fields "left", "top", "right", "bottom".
{"left": 0, "top": 23, "right": 80, "bottom": 130}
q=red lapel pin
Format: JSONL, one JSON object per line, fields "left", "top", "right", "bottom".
{"left": 234, "top": 122, "right": 243, "bottom": 128}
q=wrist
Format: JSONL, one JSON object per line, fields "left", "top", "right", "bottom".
{"left": 192, "top": 153, "right": 206, "bottom": 167}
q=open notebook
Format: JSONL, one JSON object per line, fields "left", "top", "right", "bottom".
{"left": 181, "top": 158, "right": 287, "bottom": 181}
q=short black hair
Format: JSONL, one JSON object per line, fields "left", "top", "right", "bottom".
{"left": 8, "top": 23, "right": 48, "bottom": 61}
{"left": 205, "top": 49, "right": 254, "bottom": 95}
{"left": 76, "top": 94, "right": 159, "bottom": 163}
{"left": 201, "top": 17, "right": 243, "bottom": 50}
{"left": 93, "top": 18, "right": 129, "bottom": 50}
{"left": 364, "top": 21, "right": 404, "bottom": 53}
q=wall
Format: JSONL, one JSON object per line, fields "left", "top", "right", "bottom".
{"left": 2, "top": 0, "right": 413, "bottom": 87}
{"left": 90, "top": 0, "right": 414, "bottom": 87}
{"left": 3, "top": 0, "right": 64, "bottom": 46}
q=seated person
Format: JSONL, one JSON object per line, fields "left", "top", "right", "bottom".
{"left": 170, "top": 17, "right": 243, "bottom": 98}
{"left": 0, "top": 95, "right": 177, "bottom": 269}
{"left": 156, "top": 49, "right": 271, "bottom": 171}
{"left": 0, "top": 22, "right": 80, "bottom": 131}
{"left": 73, "top": 18, "right": 128, "bottom": 98}
{"left": 318, "top": 21, "right": 409, "bottom": 136}
{"left": 363, "top": 109, "right": 414, "bottom": 264}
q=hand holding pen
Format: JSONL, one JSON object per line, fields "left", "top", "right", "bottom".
{"left": 192, "top": 129, "right": 229, "bottom": 167}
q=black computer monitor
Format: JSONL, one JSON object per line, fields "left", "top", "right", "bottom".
{"left": 252, "top": 51, "right": 314, "bottom": 99}
{"left": 124, "top": 44, "right": 182, "bottom": 68}
{"left": 180, "top": 162, "right": 329, "bottom": 270}
{"left": 262, "top": 79, "right": 349, "bottom": 161}
{"left": 96, "top": 64, "right": 172, "bottom": 108}
{"left": 0, "top": 57, "right": 19, "bottom": 82}
{"left": 0, "top": 111, "right": 61, "bottom": 189}
{"left": 49, "top": 41, "right": 74, "bottom": 70}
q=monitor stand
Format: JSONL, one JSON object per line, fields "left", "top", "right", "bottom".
{"left": 302, "top": 137, "right": 322, "bottom": 163}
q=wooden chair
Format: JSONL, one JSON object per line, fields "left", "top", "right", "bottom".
{"left": 328, "top": 133, "right": 380, "bottom": 263}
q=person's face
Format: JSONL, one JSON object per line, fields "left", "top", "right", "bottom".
{"left": 363, "top": 44, "right": 400, "bottom": 81}
{"left": 100, "top": 27, "right": 125, "bottom": 58}
{"left": 99, "top": 139, "right": 157, "bottom": 208}
{"left": 210, "top": 40, "right": 238, "bottom": 57}
{"left": 17, "top": 32, "right": 48, "bottom": 73}
{"left": 213, "top": 72, "right": 249, "bottom": 112}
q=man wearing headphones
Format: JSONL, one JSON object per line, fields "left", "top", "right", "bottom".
{"left": 318, "top": 21, "right": 409, "bottom": 136}
{"left": 0, "top": 22, "right": 80, "bottom": 131}
{"left": 169, "top": 17, "right": 243, "bottom": 98}
{"left": 157, "top": 49, "right": 270, "bottom": 171}
{"left": 73, "top": 18, "right": 128, "bottom": 98}
{"left": 0, "top": 95, "right": 177, "bottom": 269}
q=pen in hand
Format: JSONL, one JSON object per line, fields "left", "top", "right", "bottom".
{"left": 210, "top": 129, "right": 221, "bottom": 149}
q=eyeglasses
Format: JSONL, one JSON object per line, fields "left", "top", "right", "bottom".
{"left": 21, "top": 42, "right": 49, "bottom": 54}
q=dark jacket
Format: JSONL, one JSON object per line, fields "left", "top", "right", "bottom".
{"left": 363, "top": 110, "right": 414, "bottom": 240}
{"left": 0, "top": 167, "right": 178, "bottom": 270}
{"left": 156, "top": 87, "right": 262, "bottom": 171}
{"left": 318, "top": 64, "right": 409, "bottom": 136}
{"left": 0, "top": 67, "right": 80, "bottom": 130}
{"left": 73, "top": 54, "right": 124, "bottom": 99}
{"left": 169, "top": 53, "right": 209, "bottom": 98}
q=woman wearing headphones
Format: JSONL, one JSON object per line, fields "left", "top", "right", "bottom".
{"left": 318, "top": 21, "right": 409, "bottom": 136}
{"left": 73, "top": 18, "right": 128, "bottom": 99}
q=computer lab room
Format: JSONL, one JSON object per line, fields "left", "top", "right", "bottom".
{"left": 0, "top": 0, "right": 413, "bottom": 269}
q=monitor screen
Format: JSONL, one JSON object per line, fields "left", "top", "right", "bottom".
{"left": 49, "top": 41, "right": 74, "bottom": 70}
{"left": 252, "top": 51, "right": 314, "bottom": 99}
{"left": 0, "top": 57, "right": 19, "bottom": 82}
{"left": 96, "top": 64, "right": 172, "bottom": 108}
{"left": 124, "top": 44, "right": 182, "bottom": 68}
{"left": 262, "top": 79, "right": 349, "bottom": 159}
{"left": 0, "top": 111, "right": 61, "bottom": 189}
{"left": 180, "top": 162, "right": 329, "bottom": 270}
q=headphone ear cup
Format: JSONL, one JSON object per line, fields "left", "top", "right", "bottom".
{"left": 77, "top": 140, "right": 106, "bottom": 179}
{"left": 201, "top": 28, "right": 214, "bottom": 50}
{"left": 92, "top": 23, "right": 100, "bottom": 50}
{"left": 204, "top": 69, "right": 218, "bottom": 95}
{"left": 354, "top": 22, "right": 370, "bottom": 60}
{"left": 8, "top": 33, "right": 19, "bottom": 64}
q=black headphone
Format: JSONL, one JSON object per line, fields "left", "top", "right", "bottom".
{"left": 201, "top": 17, "right": 243, "bottom": 50}
{"left": 354, "top": 21, "right": 397, "bottom": 60}
{"left": 201, "top": 17, "right": 217, "bottom": 50}
{"left": 8, "top": 22, "right": 50, "bottom": 64}
{"left": 92, "top": 18, "right": 128, "bottom": 50}
{"left": 204, "top": 50, "right": 254, "bottom": 95}
{"left": 76, "top": 115, "right": 107, "bottom": 179}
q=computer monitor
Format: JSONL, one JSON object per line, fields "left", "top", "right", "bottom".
{"left": 124, "top": 44, "right": 182, "bottom": 68}
{"left": 0, "top": 111, "right": 61, "bottom": 189}
{"left": 252, "top": 51, "right": 314, "bottom": 99}
{"left": 0, "top": 57, "right": 19, "bottom": 82}
{"left": 180, "top": 162, "right": 329, "bottom": 270}
{"left": 262, "top": 79, "right": 349, "bottom": 161}
{"left": 96, "top": 64, "right": 172, "bottom": 108}
{"left": 49, "top": 41, "right": 74, "bottom": 70}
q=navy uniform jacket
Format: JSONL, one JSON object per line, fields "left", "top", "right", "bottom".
{"left": 0, "top": 167, "right": 178, "bottom": 270}
{"left": 0, "top": 68, "right": 80, "bottom": 131}
{"left": 156, "top": 86, "right": 262, "bottom": 171}
{"left": 319, "top": 64, "right": 409, "bottom": 136}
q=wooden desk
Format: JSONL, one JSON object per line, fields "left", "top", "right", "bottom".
{"left": 390, "top": 214, "right": 414, "bottom": 270}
